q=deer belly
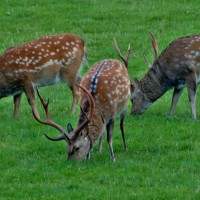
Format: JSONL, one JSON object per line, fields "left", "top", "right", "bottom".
{"left": 100, "top": 93, "right": 130, "bottom": 118}
{"left": 32, "top": 70, "right": 61, "bottom": 87}
{"left": 0, "top": 85, "right": 23, "bottom": 98}
{"left": 174, "top": 78, "right": 185, "bottom": 89}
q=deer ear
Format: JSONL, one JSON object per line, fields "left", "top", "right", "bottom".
{"left": 67, "top": 123, "right": 74, "bottom": 133}
{"left": 130, "top": 82, "right": 135, "bottom": 92}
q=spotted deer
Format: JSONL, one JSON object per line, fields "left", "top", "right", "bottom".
{"left": 0, "top": 33, "right": 86, "bottom": 118}
{"left": 131, "top": 32, "right": 200, "bottom": 119}
{"left": 33, "top": 38, "right": 131, "bottom": 161}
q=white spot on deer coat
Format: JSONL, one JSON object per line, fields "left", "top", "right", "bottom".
{"left": 5, "top": 73, "right": 14, "bottom": 77}
{"left": 73, "top": 47, "right": 78, "bottom": 52}
{"left": 107, "top": 93, "right": 111, "bottom": 98}
{"left": 50, "top": 52, "right": 55, "bottom": 56}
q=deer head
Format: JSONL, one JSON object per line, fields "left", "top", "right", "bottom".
{"left": 32, "top": 83, "right": 95, "bottom": 160}
{"left": 130, "top": 32, "right": 158, "bottom": 114}
{"left": 130, "top": 77, "right": 153, "bottom": 115}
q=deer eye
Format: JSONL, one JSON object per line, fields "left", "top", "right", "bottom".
{"left": 75, "top": 147, "right": 80, "bottom": 152}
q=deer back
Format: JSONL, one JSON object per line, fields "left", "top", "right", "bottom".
{"left": 157, "top": 35, "right": 200, "bottom": 76}
{"left": 0, "top": 33, "right": 86, "bottom": 96}
{"left": 81, "top": 59, "right": 130, "bottom": 121}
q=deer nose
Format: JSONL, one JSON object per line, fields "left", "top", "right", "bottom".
{"left": 67, "top": 155, "right": 75, "bottom": 160}
{"left": 131, "top": 109, "right": 141, "bottom": 115}
{"left": 131, "top": 109, "right": 136, "bottom": 115}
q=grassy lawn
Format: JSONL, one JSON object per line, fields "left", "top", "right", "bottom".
{"left": 1, "top": 0, "right": 200, "bottom": 199}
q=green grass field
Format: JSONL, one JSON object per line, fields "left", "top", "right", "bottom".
{"left": 1, "top": 0, "right": 200, "bottom": 199}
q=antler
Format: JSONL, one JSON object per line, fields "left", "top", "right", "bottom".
{"left": 33, "top": 84, "right": 95, "bottom": 142}
{"left": 32, "top": 86, "right": 70, "bottom": 141}
{"left": 72, "top": 83, "right": 95, "bottom": 138}
{"left": 143, "top": 32, "right": 158, "bottom": 69}
{"left": 114, "top": 37, "right": 131, "bottom": 68}
{"left": 149, "top": 32, "right": 158, "bottom": 63}
{"left": 143, "top": 55, "right": 151, "bottom": 69}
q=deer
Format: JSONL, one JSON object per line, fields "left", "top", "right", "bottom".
{"left": 131, "top": 32, "right": 200, "bottom": 119}
{"left": 0, "top": 33, "right": 86, "bottom": 118}
{"left": 32, "top": 38, "right": 131, "bottom": 161}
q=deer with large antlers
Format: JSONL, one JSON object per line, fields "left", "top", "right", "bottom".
{"left": 33, "top": 38, "right": 131, "bottom": 161}
{"left": 131, "top": 32, "right": 200, "bottom": 119}
{"left": 0, "top": 33, "right": 86, "bottom": 118}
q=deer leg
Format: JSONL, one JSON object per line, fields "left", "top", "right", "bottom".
{"left": 98, "top": 132, "right": 104, "bottom": 153}
{"left": 186, "top": 80, "right": 197, "bottom": 119}
{"left": 120, "top": 113, "right": 127, "bottom": 151}
{"left": 106, "top": 118, "right": 115, "bottom": 162}
{"left": 169, "top": 88, "right": 183, "bottom": 116}
{"left": 13, "top": 93, "right": 22, "bottom": 118}
{"left": 86, "top": 152, "right": 91, "bottom": 160}
{"left": 23, "top": 84, "right": 40, "bottom": 119}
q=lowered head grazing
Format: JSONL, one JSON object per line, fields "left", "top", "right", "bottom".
{"left": 32, "top": 84, "right": 95, "bottom": 160}
{"left": 131, "top": 32, "right": 200, "bottom": 119}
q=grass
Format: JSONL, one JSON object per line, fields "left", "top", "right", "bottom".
{"left": 1, "top": 0, "right": 200, "bottom": 199}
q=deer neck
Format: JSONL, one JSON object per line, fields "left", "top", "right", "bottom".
{"left": 88, "top": 110, "right": 105, "bottom": 144}
{"left": 141, "top": 63, "right": 171, "bottom": 102}
{"left": 78, "top": 109, "right": 105, "bottom": 145}
{"left": 0, "top": 71, "right": 23, "bottom": 98}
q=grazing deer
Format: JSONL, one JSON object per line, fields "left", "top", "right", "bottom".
{"left": 33, "top": 38, "right": 131, "bottom": 161}
{"left": 131, "top": 32, "right": 200, "bottom": 119}
{"left": 0, "top": 33, "right": 86, "bottom": 118}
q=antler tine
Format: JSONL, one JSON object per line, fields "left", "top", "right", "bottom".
{"left": 114, "top": 37, "right": 131, "bottom": 68}
{"left": 33, "top": 87, "right": 70, "bottom": 141}
{"left": 73, "top": 83, "right": 95, "bottom": 136}
{"left": 73, "top": 106, "right": 90, "bottom": 134}
{"left": 44, "top": 133, "right": 67, "bottom": 141}
{"left": 149, "top": 32, "right": 158, "bottom": 62}
{"left": 35, "top": 86, "right": 50, "bottom": 118}
{"left": 143, "top": 55, "right": 151, "bottom": 69}
{"left": 80, "top": 106, "right": 89, "bottom": 121}
{"left": 126, "top": 43, "right": 131, "bottom": 63}
{"left": 75, "top": 83, "right": 95, "bottom": 120}
{"left": 114, "top": 37, "right": 124, "bottom": 60}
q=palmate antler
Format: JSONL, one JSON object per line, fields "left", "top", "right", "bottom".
{"left": 32, "top": 83, "right": 95, "bottom": 141}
